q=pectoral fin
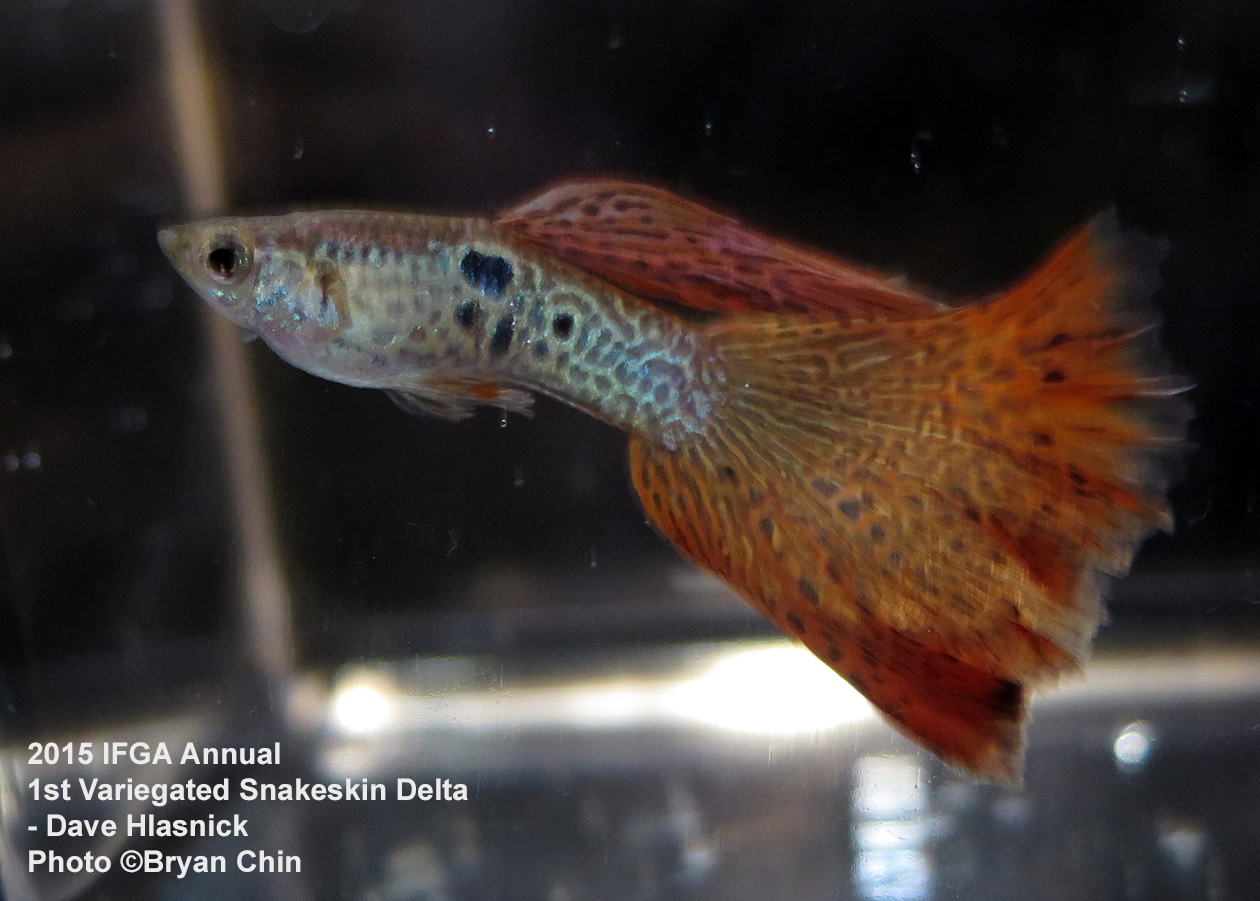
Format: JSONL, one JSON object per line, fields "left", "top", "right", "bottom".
{"left": 388, "top": 380, "right": 534, "bottom": 421}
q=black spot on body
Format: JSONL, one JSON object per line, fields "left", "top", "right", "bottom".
{"left": 490, "top": 317, "right": 514, "bottom": 356}
{"left": 1043, "top": 369, "right": 1066, "bottom": 383}
{"left": 552, "top": 313, "right": 574, "bottom": 339}
{"left": 826, "top": 645, "right": 844, "bottom": 662}
{"left": 868, "top": 525, "right": 886, "bottom": 542}
{"left": 785, "top": 613, "right": 806, "bottom": 634}
{"left": 838, "top": 499, "right": 862, "bottom": 520}
{"left": 455, "top": 301, "right": 478, "bottom": 329}
{"left": 460, "top": 250, "right": 513, "bottom": 297}
{"left": 533, "top": 340, "right": 549, "bottom": 358}
{"left": 759, "top": 517, "right": 774, "bottom": 538}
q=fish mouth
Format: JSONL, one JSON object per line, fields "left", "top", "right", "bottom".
{"left": 157, "top": 227, "right": 182, "bottom": 261}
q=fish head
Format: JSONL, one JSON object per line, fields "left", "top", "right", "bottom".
{"left": 159, "top": 218, "right": 265, "bottom": 327}
{"left": 159, "top": 216, "right": 362, "bottom": 377}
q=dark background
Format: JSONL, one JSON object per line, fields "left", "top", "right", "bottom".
{"left": 0, "top": 1, "right": 1258, "bottom": 899}
{"left": 2, "top": 0, "right": 1256, "bottom": 683}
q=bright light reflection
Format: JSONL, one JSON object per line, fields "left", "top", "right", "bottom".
{"left": 853, "top": 756, "right": 932, "bottom": 901}
{"left": 1113, "top": 721, "right": 1154, "bottom": 771}
{"left": 323, "top": 643, "right": 875, "bottom": 742}
{"left": 661, "top": 645, "right": 874, "bottom": 734}
{"left": 332, "top": 681, "right": 393, "bottom": 735}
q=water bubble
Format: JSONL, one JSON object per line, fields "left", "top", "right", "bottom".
{"left": 606, "top": 27, "right": 624, "bottom": 50}
{"left": 0, "top": 339, "right": 11, "bottom": 360}
{"left": 3, "top": 454, "right": 18, "bottom": 472}
{"left": 702, "top": 114, "right": 715, "bottom": 138}
{"left": 22, "top": 451, "right": 41, "bottom": 470}
{"left": 293, "top": 136, "right": 304, "bottom": 160}
{"left": 486, "top": 125, "right": 497, "bottom": 140}
{"left": 909, "top": 130, "right": 932, "bottom": 174}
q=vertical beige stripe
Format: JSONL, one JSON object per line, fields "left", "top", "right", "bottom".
{"left": 155, "top": 0, "right": 294, "bottom": 683}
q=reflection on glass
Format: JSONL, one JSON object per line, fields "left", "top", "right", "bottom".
{"left": 332, "top": 680, "right": 394, "bottom": 736}
{"left": 1112, "top": 721, "right": 1155, "bottom": 773}
{"left": 323, "top": 641, "right": 874, "bottom": 745}
{"left": 853, "top": 756, "right": 932, "bottom": 901}
{"left": 660, "top": 645, "right": 874, "bottom": 734}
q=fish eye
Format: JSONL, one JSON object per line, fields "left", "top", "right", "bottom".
{"left": 205, "top": 235, "right": 250, "bottom": 284}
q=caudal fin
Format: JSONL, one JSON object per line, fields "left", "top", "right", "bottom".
{"left": 629, "top": 213, "right": 1189, "bottom": 780}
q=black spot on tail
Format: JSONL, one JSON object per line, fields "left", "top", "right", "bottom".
{"left": 798, "top": 578, "right": 820, "bottom": 606}
{"left": 991, "top": 679, "right": 1023, "bottom": 719}
{"left": 460, "top": 250, "right": 513, "bottom": 297}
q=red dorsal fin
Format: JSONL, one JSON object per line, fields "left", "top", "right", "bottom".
{"left": 497, "top": 179, "right": 944, "bottom": 319}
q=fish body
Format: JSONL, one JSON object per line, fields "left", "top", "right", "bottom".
{"left": 161, "top": 182, "right": 1188, "bottom": 781}
{"left": 159, "top": 212, "right": 713, "bottom": 447}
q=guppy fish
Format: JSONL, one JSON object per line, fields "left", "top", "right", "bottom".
{"left": 159, "top": 180, "right": 1188, "bottom": 781}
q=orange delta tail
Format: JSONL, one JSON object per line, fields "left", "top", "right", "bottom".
{"left": 628, "top": 212, "right": 1190, "bottom": 781}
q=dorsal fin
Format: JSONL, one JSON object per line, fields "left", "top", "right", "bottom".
{"left": 497, "top": 179, "right": 945, "bottom": 319}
